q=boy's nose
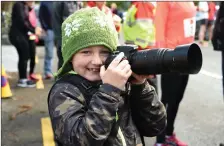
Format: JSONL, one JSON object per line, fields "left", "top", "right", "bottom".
{"left": 92, "top": 55, "right": 103, "bottom": 65}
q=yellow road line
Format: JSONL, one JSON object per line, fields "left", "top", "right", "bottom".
{"left": 41, "top": 117, "right": 56, "bottom": 146}
{"left": 35, "top": 55, "right": 39, "bottom": 64}
{"left": 36, "top": 74, "right": 44, "bottom": 89}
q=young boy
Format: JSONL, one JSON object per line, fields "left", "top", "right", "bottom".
{"left": 48, "top": 7, "right": 166, "bottom": 146}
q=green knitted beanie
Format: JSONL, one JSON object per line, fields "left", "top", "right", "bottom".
{"left": 56, "top": 7, "right": 118, "bottom": 78}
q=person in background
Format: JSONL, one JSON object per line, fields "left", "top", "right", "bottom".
{"left": 52, "top": 2, "right": 80, "bottom": 70}
{"left": 207, "top": 2, "right": 217, "bottom": 42}
{"left": 110, "top": 2, "right": 123, "bottom": 23}
{"left": 110, "top": 3, "right": 122, "bottom": 34}
{"left": 123, "top": 1, "right": 156, "bottom": 50}
{"left": 87, "top": 1, "right": 122, "bottom": 33}
{"left": 212, "top": 1, "right": 224, "bottom": 98}
{"left": 86, "top": 1, "right": 95, "bottom": 7}
{"left": 39, "top": 1, "right": 54, "bottom": 79}
{"left": 154, "top": 2, "right": 197, "bottom": 146}
{"left": 123, "top": 1, "right": 157, "bottom": 89}
{"left": 28, "top": 4, "right": 39, "bottom": 81}
{"left": 212, "top": 3, "right": 224, "bottom": 146}
{"left": 93, "top": 1, "right": 109, "bottom": 13}
{"left": 198, "top": 1, "right": 209, "bottom": 47}
{"left": 9, "top": 1, "right": 42, "bottom": 87}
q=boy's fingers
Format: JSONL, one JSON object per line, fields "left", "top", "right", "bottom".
{"left": 108, "top": 52, "right": 124, "bottom": 68}
{"left": 131, "top": 72, "right": 139, "bottom": 79}
{"left": 127, "top": 70, "right": 132, "bottom": 77}
{"left": 100, "top": 65, "right": 106, "bottom": 76}
{"left": 121, "top": 63, "right": 131, "bottom": 73}
{"left": 131, "top": 72, "right": 139, "bottom": 78}
{"left": 117, "top": 60, "right": 129, "bottom": 70}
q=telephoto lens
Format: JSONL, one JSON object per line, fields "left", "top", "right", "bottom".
{"left": 105, "top": 43, "right": 203, "bottom": 75}
{"left": 131, "top": 43, "right": 202, "bottom": 74}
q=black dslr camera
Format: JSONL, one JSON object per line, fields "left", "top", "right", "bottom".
{"left": 105, "top": 43, "right": 203, "bottom": 75}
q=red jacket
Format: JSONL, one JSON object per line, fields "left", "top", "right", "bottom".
{"left": 28, "top": 8, "right": 39, "bottom": 43}
{"left": 155, "top": 2, "right": 196, "bottom": 49}
{"left": 29, "top": 8, "right": 37, "bottom": 28}
{"left": 132, "top": 2, "right": 155, "bottom": 20}
{"left": 208, "top": 2, "right": 216, "bottom": 21}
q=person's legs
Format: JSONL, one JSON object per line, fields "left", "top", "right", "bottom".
{"left": 199, "top": 19, "right": 208, "bottom": 46}
{"left": 166, "top": 74, "right": 189, "bottom": 136}
{"left": 13, "top": 36, "right": 30, "bottom": 79}
{"left": 207, "top": 20, "right": 214, "bottom": 41}
{"left": 44, "top": 29, "right": 54, "bottom": 78}
{"left": 28, "top": 40, "right": 39, "bottom": 81}
{"left": 165, "top": 74, "right": 188, "bottom": 146}
{"left": 29, "top": 40, "right": 36, "bottom": 75}
{"left": 156, "top": 74, "right": 189, "bottom": 145}
{"left": 156, "top": 74, "right": 170, "bottom": 144}
{"left": 10, "top": 34, "right": 36, "bottom": 87}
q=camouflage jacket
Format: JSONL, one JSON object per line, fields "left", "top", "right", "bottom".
{"left": 48, "top": 74, "right": 166, "bottom": 146}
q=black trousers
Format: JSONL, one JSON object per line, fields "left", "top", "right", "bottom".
{"left": 29, "top": 40, "right": 36, "bottom": 75}
{"left": 156, "top": 73, "right": 189, "bottom": 143}
{"left": 9, "top": 33, "right": 30, "bottom": 79}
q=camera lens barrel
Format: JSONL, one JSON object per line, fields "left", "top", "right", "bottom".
{"left": 104, "top": 43, "right": 203, "bottom": 75}
{"left": 130, "top": 43, "right": 203, "bottom": 75}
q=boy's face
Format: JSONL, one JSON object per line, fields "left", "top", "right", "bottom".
{"left": 72, "top": 45, "right": 111, "bottom": 81}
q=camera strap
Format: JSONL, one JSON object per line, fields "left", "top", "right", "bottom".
{"left": 123, "top": 82, "right": 131, "bottom": 96}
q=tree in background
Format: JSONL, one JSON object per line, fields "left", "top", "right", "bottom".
{"left": 1, "top": 1, "right": 14, "bottom": 12}
{"left": 1, "top": 1, "right": 14, "bottom": 44}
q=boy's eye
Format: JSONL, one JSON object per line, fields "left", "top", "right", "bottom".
{"left": 101, "top": 51, "right": 110, "bottom": 55}
{"left": 81, "top": 51, "right": 91, "bottom": 54}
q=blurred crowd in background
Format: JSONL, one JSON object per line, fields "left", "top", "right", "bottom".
{"left": 1, "top": 1, "right": 220, "bottom": 46}
{"left": 1, "top": 1, "right": 224, "bottom": 146}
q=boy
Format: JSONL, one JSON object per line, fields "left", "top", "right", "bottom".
{"left": 48, "top": 7, "right": 166, "bottom": 146}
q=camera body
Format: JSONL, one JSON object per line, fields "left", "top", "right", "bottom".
{"left": 104, "top": 43, "right": 203, "bottom": 75}
{"left": 105, "top": 45, "right": 138, "bottom": 66}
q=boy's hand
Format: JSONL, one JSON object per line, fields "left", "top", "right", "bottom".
{"left": 100, "top": 52, "right": 132, "bottom": 90}
{"left": 130, "top": 72, "right": 152, "bottom": 85}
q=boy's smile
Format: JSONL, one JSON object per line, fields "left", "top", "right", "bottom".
{"left": 71, "top": 45, "right": 110, "bottom": 81}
